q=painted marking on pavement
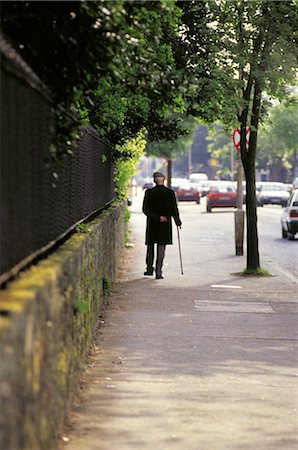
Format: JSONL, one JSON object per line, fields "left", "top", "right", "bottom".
{"left": 194, "top": 300, "right": 275, "bottom": 313}
{"left": 211, "top": 284, "right": 242, "bottom": 289}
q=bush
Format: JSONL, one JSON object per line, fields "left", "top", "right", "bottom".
{"left": 114, "top": 132, "right": 146, "bottom": 202}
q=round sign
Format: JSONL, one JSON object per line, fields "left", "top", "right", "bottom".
{"left": 232, "top": 127, "right": 250, "bottom": 151}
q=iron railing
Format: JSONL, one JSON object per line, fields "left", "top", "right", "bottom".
{"left": 0, "top": 37, "right": 116, "bottom": 283}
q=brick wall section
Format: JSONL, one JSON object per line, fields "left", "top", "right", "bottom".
{"left": 0, "top": 205, "right": 125, "bottom": 450}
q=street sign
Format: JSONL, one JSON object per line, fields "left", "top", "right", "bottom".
{"left": 232, "top": 127, "right": 250, "bottom": 151}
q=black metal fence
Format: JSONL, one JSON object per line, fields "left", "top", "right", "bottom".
{"left": 0, "top": 38, "right": 116, "bottom": 282}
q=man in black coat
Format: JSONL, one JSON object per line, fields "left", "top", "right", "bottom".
{"left": 142, "top": 172, "right": 182, "bottom": 279}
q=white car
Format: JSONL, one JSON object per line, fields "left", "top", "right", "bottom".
{"left": 257, "top": 182, "right": 290, "bottom": 207}
{"left": 171, "top": 178, "right": 188, "bottom": 191}
{"left": 281, "top": 189, "right": 298, "bottom": 240}
{"left": 197, "top": 180, "right": 215, "bottom": 197}
{"left": 189, "top": 173, "right": 208, "bottom": 183}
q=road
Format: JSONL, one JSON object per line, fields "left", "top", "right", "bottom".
{"left": 173, "top": 196, "right": 297, "bottom": 279}
{"left": 257, "top": 203, "right": 298, "bottom": 278}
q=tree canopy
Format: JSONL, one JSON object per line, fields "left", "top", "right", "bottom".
{"left": 171, "top": 0, "right": 297, "bottom": 270}
{"left": 1, "top": 1, "right": 187, "bottom": 149}
{"left": 258, "top": 97, "right": 298, "bottom": 181}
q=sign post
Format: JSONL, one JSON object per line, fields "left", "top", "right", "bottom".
{"left": 232, "top": 127, "right": 250, "bottom": 153}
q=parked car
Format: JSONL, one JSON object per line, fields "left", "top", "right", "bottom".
{"left": 171, "top": 178, "right": 188, "bottom": 191}
{"left": 257, "top": 182, "right": 290, "bottom": 207}
{"left": 284, "top": 183, "right": 294, "bottom": 193}
{"left": 189, "top": 172, "right": 208, "bottom": 184}
{"left": 206, "top": 183, "right": 237, "bottom": 212}
{"left": 293, "top": 177, "right": 298, "bottom": 189}
{"left": 256, "top": 181, "right": 267, "bottom": 192}
{"left": 281, "top": 189, "right": 298, "bottom": 240}
{"left": 197, "top": 180, "right": 215, "bottom": 197}
{"left": 175, "top": 181, "right": 201, "bottom": 203}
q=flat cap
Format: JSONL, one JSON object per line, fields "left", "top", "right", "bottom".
{"left": 153, "top": 171, "right": 165, "bottom": 178}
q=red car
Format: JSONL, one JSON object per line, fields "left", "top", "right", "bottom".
{"left": 175, "top": 181, "right": 201, "bottom": 204}
{"left": 206, "top": 183, "right": 237, "bottom": 212}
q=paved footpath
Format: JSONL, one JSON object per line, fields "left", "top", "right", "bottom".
{"left": 63, "top": 194, "right": 298, "bottom": 450}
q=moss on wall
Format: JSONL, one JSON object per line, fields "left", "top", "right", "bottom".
{"left": 0, "top": 204, "right": 125, "bottom": 450}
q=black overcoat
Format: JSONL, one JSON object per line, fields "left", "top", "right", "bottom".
{"left": 142, "top": 185, "right": 181, "bottom": 245}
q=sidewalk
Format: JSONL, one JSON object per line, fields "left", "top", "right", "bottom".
{"left": 63, "top": 194, "right": 298, "bottom": 450}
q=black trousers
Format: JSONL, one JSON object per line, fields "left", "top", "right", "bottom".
{"left": 146, "top": 243, "right": 166, "bottom": 277}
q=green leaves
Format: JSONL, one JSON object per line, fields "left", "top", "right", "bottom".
{"left": 3, "top": 0, "right": 296, "bottom": 170}
{"left": 88, "top": 79, "right": 151, "bottom": 144}
{"left": 114, "top": 132, "right": 147, "bottom": 201}
{"left": 258, "top": 98, "right": 298, "bottom": 178}
{"left": 2, "top": 1, "right": 189, "bottom": 155}
{"left": 146, "top": 115, "right": 199, "bottom": 160}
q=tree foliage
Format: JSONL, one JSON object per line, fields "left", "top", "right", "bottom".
{"left": 174, "top": 0, "right": 238, "bottom": 123}
{"left": 146, "top": 116, "right": 199, "bottom": 158}
{"left": 172, "top": 0, "right": 297, "bottom": 270}
{"left": 145, "top": 115, "right": 199, "bottom": 184}
{"left": 1, "top": 1, "right": 186, "bottom": 152}
{"left": 87, "top": 1, "right": 188, "bottom": 146}
{"left": 258, "top": 97, "right": 298, "bottom": 181}
{"left": 114, "top": 132, "right": 147, "bottom": 202}
{"left": 207, "top": 124, "right": 233, "bottom": 180}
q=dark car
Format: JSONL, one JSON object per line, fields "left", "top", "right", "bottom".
{"left": 206, "top": 183, "right": 237, "bottom": 212}
{"left": 281, "top": 189, "right": 298, "bottom": 240}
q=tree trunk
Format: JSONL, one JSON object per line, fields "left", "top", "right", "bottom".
{"left": 241, "top": 81, "right": 261, "bottom": 271}
{"left": 243, "top": 157, "right": 260, "bottom": 270}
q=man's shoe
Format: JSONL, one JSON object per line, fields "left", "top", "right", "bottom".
{"left": 144, "top": 270, "right": 154, "bottom": 276}
{"left": 155, "top": 275, "right": 164, "bottom": 279}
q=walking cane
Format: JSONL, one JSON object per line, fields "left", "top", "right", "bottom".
{"left": 177, "top": 226, "right": 183, "bottom": 275}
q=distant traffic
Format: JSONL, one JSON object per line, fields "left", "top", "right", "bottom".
{"left": 140, "top": 173, "right": 298, "bottom": 240}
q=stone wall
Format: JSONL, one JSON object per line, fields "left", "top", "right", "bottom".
{"left": 0, "top": 205, "right": 125, "bottom": 450}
